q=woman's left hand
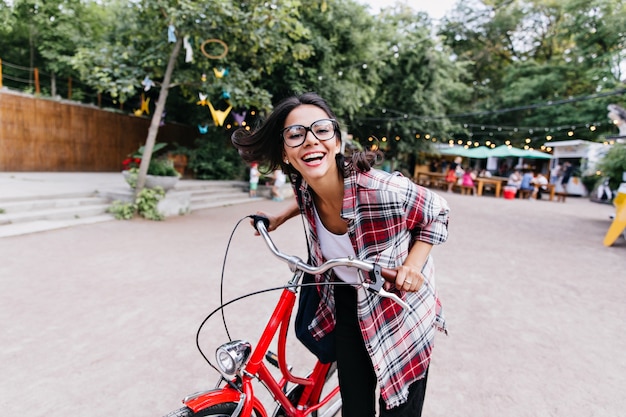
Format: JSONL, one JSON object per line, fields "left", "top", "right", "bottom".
{"left": 386, "top": 265, "right": 424, "bottom": 292}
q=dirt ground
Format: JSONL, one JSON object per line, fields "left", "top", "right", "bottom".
{"left": 1, "top": 191, "right": 624, "bottom": 417}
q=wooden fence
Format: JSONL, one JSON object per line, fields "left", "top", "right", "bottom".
{"left": 0, "top": 89, "right": 196, "bottom": 172}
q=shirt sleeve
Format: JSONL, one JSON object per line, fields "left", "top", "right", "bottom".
{"left": 403, "top": 178, "right": 450, "bottom": 245}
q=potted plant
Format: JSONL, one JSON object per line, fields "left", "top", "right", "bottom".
{"left": 122, "top": 143, "right": 180, "bottom": 191}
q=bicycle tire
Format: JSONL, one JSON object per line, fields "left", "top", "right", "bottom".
{"left": 272, "top": 362, "right": 341, "bottom": 417}
{"left": 163, "top": 403, "right": 262, "bottom": 417}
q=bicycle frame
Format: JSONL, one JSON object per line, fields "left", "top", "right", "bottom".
{"left": 170, "top": 216, "right": 404, "bottom": 417}
{"left": 181, "top": 271, "right": 340, "bottom": 417}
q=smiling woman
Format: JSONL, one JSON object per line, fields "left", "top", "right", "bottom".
{"left": 230, "top": 92, "right": 450, "bottom": 417}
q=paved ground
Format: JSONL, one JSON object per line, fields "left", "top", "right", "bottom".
{"left": 1, "top": 179, "right": 625, "bottom": 417}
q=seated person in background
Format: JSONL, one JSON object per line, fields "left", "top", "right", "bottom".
{"left": 461, "top": 168, "right": 477, "bottom": 195}
{"left": 507, "top": 169, "right": 522, "bottom": 191}
{"left": 519, "top": 169, "right": 535, "bottom": 198}
{"left": 446, "top": 156, "right": 463, "bottom": 192}
{"left": 478, "top": 169, "right": 492, "bottom": 178}
{"left": 531, "top": 172, "right": 549, "bottom": 200}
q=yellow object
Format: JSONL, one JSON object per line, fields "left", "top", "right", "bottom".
{"left": 213, "top": 67, "right": 227, "bottom": 78}
{"left": 603, "top": 191, "right": 626, "bottom": 246}
{"left": 207, "top": 101, "right": 232, "bottom": 126}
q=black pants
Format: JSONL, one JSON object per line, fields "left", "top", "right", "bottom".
{"left": 334, "top": 285, "right": 428, "bottom": 417}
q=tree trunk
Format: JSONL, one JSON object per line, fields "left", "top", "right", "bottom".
{"left": 135, "top": 36, "right": 183, "bottom": 197}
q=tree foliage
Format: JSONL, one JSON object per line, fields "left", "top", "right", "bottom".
{"left": 439, "top": 0, "right": 626, "bottom": 148}
{"left": 2, "top": 0, "right": 626, "bottom": 178}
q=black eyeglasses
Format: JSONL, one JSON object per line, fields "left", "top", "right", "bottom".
{"left": 281, "top": 119, "right": 337, "bottom": 148}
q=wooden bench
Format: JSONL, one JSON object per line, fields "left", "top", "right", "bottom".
{"left": 518, "top": 189, "right": 533, "bottom": 199}
{"left": 555, "top": 192, "right": 567, "bottom": 202}
{"left": 460, "top": 185, "right": 475, "bottom": 195}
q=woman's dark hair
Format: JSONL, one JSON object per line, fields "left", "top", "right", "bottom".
{"left": 231, "top": 92, "right": 378, "bottom": 180}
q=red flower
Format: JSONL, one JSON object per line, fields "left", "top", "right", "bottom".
{"left": 122, "top": 157, "right": 142, "bottom": 170}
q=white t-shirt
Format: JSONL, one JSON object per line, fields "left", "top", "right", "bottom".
{"left": 274, "top": 170, "right": 286, "bottom": 187}
{"left": 314, "top": 208, "right": 360, "bottom": 285}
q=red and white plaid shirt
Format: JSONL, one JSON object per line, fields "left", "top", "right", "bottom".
{"left": 296, "top": 168, "right": 449, "bottom": 409}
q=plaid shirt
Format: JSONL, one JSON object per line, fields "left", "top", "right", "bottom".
{"left": 296, "top": 168, "right": 449, "bottom": 409}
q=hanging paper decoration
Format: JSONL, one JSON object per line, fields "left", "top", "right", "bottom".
{"left": 201, "top": 73, "right": 207, "bottom": 82}
{"left": 167, "top": 25, "right": 177, "bottom": 43}
{"left": 133, "top": 94, "right": 150, "bottom": 116}
{"left": 213, "top": 67, "right": 229, "bottom": 78}
{"left": 200, "top": 38, "right": 228, "bottom": 60}
{"left": 198, "top": 124, "right": 209, "bottom": 134}
{"left": 221, "top": 91, "right": 231, "bottom": 100}
{"left": 232, "top": 110, "right": 247, "bottom": 126}
{"left": 207, "top": 100, "right": 233, "bottom": 126}
{"left": 196, "top": 93, "right": 209, "bottom": 106}
{"left": 183, "top": 36, "right": 193, "bottom": 63}
{"left": 141, "top": 75, "right": 155, "bottom": 91}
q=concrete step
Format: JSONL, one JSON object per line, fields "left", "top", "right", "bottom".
{"left": 0, "top": 195, "right": 110, "bottom": 214}
{"left": 0, "top": 203, "right": 112, "bottom": 225}
{"left": 0, "top": 214, "right": 115, "bottom": 238}
{"left": 0, "top": 178, "right": 269, "bottom": 237}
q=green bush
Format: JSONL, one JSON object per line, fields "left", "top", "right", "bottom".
{"left": 597, "top": 143, "right": 626, "bottom": 190}
{"left": 107, "top": 187, "right": 166, "bottom": 221}
{"left": 183, "top": 136, "right": 246, "bottom": 180}
{"left": 147, "top": 158, "right": 179, "bottom": 177}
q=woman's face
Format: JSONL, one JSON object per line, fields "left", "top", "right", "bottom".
{"left": 282, "top": 104, "right": 341, "bottom": 182}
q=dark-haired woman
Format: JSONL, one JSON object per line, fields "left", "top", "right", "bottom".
{"left": 231, "top": 93, "right": 449, "bottom": 417}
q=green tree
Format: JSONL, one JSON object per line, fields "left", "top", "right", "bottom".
{"left": 71, "top": 0, "right": 313, "bottom": 192}
{"left": 439, "top": 0, "right": 626, "bottom": 149}
{"left": 346, "top": 4, "right": 471, "bottom": 170}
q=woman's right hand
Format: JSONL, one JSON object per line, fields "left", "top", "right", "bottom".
{"left": 251, "top": 199, "right": 300, "bottom": 234}
{"left": 251, "top": 211, "right": 281, "bottom": 234}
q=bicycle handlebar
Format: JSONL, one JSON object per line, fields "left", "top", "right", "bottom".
{"left": 251, "top": 215, "right": 410, "bottom": 310}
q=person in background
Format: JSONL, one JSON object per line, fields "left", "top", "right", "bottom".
{"left": 446, "top": 156, "right": 462, "bottom": 192}
{"left": 531, "top": 172, "right": 549, "bottom": 200}
{"left": 462, "top": 167, "right": 477, "bottom": 195}
{"left": 561, "top": 162, "right": 574, "bottom": 194}
{"left": 249, "top": 162, "right": 260, "bottom": 198}
{"left": 271, "top": 168, "right": 287, "bottom": 201}
{"left": 507, "top": 169, "right": 522, "bottom": 193}
{"left": 231, "top": 92, "right": 450, "bottom": 417}
{"left": 428, "top": 158, "right": 439, "bottom": 173}
{"left": 519, "top": 169, "right": 535, "bottom": 198}
{"left": 550, "top": 163, "right": 562, "bottom": 184}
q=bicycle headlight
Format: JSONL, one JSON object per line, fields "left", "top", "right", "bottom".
{"left": 215, "top": 340, "right": 251, "bottom": 376}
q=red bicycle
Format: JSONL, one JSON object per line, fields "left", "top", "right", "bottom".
{"left": 163, "top": 215, "right": 408, "bottom": 417}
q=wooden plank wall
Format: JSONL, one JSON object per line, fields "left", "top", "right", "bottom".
{"left": 0, "top": 89, "right": 196, "bottom": 172}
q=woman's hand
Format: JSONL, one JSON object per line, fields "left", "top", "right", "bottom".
{"left": 391, "top": 264, "right": 425, "bottom": 292}
{"left": 250, "top": 199, "right": 300, "bottom": 234}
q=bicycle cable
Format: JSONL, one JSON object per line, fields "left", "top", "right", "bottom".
{"left": 197, "top": 214, "right": 352, "bottom": 376}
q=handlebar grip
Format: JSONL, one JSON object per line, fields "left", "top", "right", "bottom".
{"left": 251, "top": 215, "right": 270, "bottom": 232}
{"left": 381, "top": 267, "right": 397, "bottom": 283}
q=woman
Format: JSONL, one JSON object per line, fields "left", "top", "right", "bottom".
{"left": 445, "top": 156, "right": 462, "bottom": 192}
{"left": 231, "top": 93, "right": 449, "bottom": 417}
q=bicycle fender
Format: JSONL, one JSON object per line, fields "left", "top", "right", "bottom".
{"left": 183, "top": 387, "right": 267, "bottom": 417}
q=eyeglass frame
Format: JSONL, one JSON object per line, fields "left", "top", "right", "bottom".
{"left": 280, "top": 118, "right": 339, "bottom": 148}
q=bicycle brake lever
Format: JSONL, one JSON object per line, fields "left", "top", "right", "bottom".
{"left": 364, "top": 264, "right": 411, "bottom": 311}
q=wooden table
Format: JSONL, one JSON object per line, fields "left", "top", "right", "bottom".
{"left": 475, "top": 177, "right": 506, "bottom": 197}
{"left": 537, "top": 183, "right": 556, "bottom": 201}
{"left": 414, "top": 172, "right": 447, "bottom": 189}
